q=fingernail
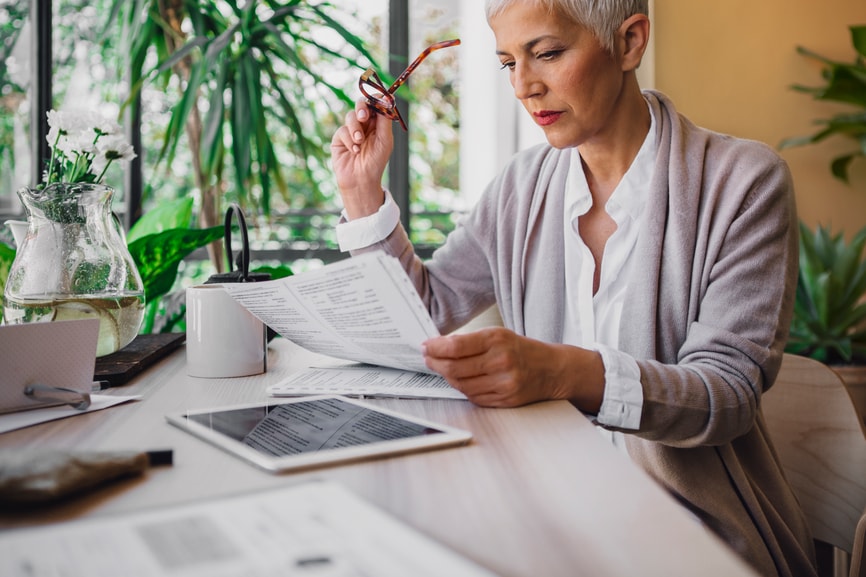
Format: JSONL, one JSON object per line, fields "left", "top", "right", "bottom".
{"left": 353, "top": 131, "right": 363, "bottom": 142}
{"left": 352, "top": 144, "right": 360, "bottom": 154}
{"left": 358, "top": 109, "right": 368, "bottom": 121}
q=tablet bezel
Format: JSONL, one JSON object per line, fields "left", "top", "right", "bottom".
{"left": 165, "top": 395, "right": 472, "bottom": 473}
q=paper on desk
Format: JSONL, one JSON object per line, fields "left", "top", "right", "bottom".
{"left": 224, "top": 251, "right": 440, "bottom": 374}
{"left": 0, "top": 480, "right": 497, "bottom": 577}
{"left": 269, "top": 365, "right": 467, "bottom": 400}
{"left": 0, "top": 394, "right": 140, "bottom": 435}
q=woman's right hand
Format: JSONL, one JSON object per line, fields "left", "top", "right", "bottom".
{"left": 330, "top": 99, "right": 394, "bottom": 219}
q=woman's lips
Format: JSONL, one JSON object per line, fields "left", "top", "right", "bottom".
{"left": 533, "top": 110, "right": 563, "bottom": 126}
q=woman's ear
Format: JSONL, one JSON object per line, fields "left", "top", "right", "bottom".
{"left": 619, "top": 14, "right": 650, "bottom": 72}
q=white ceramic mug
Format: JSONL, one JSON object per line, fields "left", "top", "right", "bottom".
{"left": 186, "top": 284, "right": 267, "bottom": 378}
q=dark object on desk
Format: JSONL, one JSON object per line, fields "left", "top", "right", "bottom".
{"left": 204, "top": 203, "right": 277, "bottom": 341}
{"left": 94, "top": 332, "right": 186, "bottom": 387}
{"left": 0, "top": 449, "right": 173, "bottom": 505}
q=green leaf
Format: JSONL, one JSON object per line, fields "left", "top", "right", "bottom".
{"left": 779, "top": 134, "right": 824, "bottom": 150}
{"left": 158, "top": 49, "right": 211, "bottom": 168}
{"left": 0, "top": 242, "right": 16, "bottom": 307}
{"left": 154, "top": 36, "right": 208, "bottom": 76}
{"left": 252, "top": 264, "right": 294, "bottom": 280}
{"left": 816, "top": 66, "right": 866, "bottom": 108}
{"left": 127, "top": 197, "right": 195, "bottom": 243}
{"left": 201, "top": 60, "right": 228, "bottom": 177}
{"left": 851, "top": 25, "right": 866, "bottom": 59}
{"left": 127, "top": 226, "right": 223, "bottom": 302}
{"left": 831, "top": 154, "right": 855, "bottom": 183}
{"left": 792, "top": 222, "right": 866, "bottom": 364}
{"left": 783, "top": 35, "right": 866, "bottom": 179}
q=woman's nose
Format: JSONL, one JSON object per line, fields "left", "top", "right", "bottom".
{"left": 511, "top": 63, "right": 543, "bottom": 100}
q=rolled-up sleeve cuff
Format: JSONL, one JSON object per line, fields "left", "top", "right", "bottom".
{"left": 595, "top": 344, "right": 643, "bottom": 430}
{"left": 336, "top": 189, "right": 400, "bottom": 252}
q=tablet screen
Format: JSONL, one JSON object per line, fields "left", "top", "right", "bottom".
{"left": 188, "top": 397, "right": 442, "bottom": 456}
{"left": 168, "top": 395, "right": 472, "bottom": 473}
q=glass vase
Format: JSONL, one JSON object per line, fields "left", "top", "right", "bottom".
{"left": 3, "top": 183, "right": 145, "bottom": 356}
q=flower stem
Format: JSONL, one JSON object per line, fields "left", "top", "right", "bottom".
{"left": 45, "top": 131, "right": 61, "bottom": 185}
{"left": 95, "top": 160, "right": 113, "bottom": 184}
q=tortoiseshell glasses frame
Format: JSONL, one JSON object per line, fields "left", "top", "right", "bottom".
{"left": 359, "top": 39, "right": 461, "bottom": 131}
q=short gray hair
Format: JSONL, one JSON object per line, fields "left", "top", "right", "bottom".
{"left": 485, "top": 0, "right": 649, "bottom": 55}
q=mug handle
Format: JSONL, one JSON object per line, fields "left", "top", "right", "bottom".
{"left": 223, "top": 203, "right": 251, "bottom": 282}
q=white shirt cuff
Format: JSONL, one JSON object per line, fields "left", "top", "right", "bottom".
{"left": 595, "top": 344, "right": 643, "bottom": 430}
{"left": 335, "top": 189, "right": 400, "bottom": 252}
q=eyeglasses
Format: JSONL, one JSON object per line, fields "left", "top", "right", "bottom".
{"left": 359, "top": 39, "right": 461, "bottom": 131}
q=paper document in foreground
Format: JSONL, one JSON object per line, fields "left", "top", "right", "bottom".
{"left": 269, "top": 365, "right": 468, "bottom": 400}
{"left": 224, "top": 251, "right": 439, "bottom": 374}
{"left": 0, "top": 480, "right": 497, "bottom": 577}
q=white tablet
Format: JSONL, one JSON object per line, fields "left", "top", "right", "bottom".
{"left": 166, "top": 395, "right": 472, "bottom": 473}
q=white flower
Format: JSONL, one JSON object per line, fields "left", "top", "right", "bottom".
{"left": 70, "top": 129, "right": 98, "bottom": 155}
{"left": 46, "top": 110, "right": 80, "bottom": 134}
{"left": 91, "top": 134, "right": 137, "bottom": 178}
{"left": 87, "top": 111, "right": 122, "bottom": 137}
{"left": 42, "top": 107, "right": 136, "bottom": 186}
{"left": 97, "top": 134, "right": 136, "bottom": 162}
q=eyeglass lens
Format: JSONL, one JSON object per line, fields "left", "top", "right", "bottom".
{"left": 359, "top": 38, "right": 460, "bottom": 130}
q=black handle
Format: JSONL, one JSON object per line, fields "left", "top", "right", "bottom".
{"left": 224, "top": 203, "right": 251, "bottom": 282}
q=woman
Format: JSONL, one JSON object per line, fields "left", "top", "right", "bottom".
{"left": 330, "top": 1, "right": 817, "bottom": 575}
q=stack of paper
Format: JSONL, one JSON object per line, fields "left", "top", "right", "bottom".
{"left": 226, "top": 251, "right": 468, "bottom": 400}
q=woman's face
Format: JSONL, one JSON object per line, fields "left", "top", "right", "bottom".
{"left": 490, "top": 3, "right": 626, "bottom": 150}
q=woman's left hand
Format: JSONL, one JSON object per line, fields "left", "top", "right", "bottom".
{"left": 422, "top": 327, "right": 605, "bottom": 410}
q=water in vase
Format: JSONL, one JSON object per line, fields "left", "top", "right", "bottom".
{"left": 4, "top": 294, "right": 145, "bottom": 357}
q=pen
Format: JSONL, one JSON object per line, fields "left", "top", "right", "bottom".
{"left": 91, "top": 380, "right": 112, "bottom": 392}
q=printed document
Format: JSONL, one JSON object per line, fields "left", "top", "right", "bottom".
{"left": 268, "top": 365, "right": 467, "bottom": 400}
{"left": 223, "top": 251, "right": 439, "bottom": 374}
{"left": 0, "top": 480, "right": 497, "bottom": 577}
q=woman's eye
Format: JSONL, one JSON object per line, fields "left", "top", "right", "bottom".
{"left": 499, "top": 61, "right": 515, "bottom": 70}
{"left": 538, "top": 50, "right": 563, "bottom": 61}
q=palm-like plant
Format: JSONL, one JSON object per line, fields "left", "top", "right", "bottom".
{"left": 786, "top": 222, "right": 866, "bottom": 364}
{"left": 107, "top": 0, "right": 380, "bottom": 269}
{"left": 780, "top": 25, "right": 866, "bottom": 183}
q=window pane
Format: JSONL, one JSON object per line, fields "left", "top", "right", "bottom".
{"left": 408, "top": 0, "right": 462, "bottom": 248}
{"left": 0, "top": 0, "right": 31, "bottom": 219}
{"left": 124, "top": 1, "right": 384, "bottom": 269}
{"left": 51, "top": 0, "right": 128, "bottom": 205}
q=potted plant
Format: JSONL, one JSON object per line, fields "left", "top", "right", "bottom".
{"left": 106, "top": 0, "right": 379, "bottom": 271}
{"left": 780, "top": 24, "right": 866, "bottom": 182}
{"left": 786, "top": 222, "right": 866, "bottom": 365}
{"left": 787, "top": 222, "right": 866, "bottom": 426}
{"left": 782, "top": 24, "right": 866, "bottom": 423}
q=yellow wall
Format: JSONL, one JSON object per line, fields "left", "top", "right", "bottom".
{"left": 653, "top": 0, "right": 866, "bottom": 237}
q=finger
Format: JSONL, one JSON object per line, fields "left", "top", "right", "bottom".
{"left": 423, "top": 332, "right": 490, "bottom": 360}
{"left": 343, "top": 110, "right": 367, "bottom": 145}
{"left": 425, "top": 355, "right": 487, "bottom": 382}
{"left": 329, "top": 125, "right": 360, "bottom": 157}
{"left": 447, "top": 375, "right": 526, "bottom": 408}
{"left": 354, "top": 99, "right": 372, "bottom": 123}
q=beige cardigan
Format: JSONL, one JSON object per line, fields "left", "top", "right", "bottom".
{"left": 355, "top": 90, "right": 816, "bottom": 577}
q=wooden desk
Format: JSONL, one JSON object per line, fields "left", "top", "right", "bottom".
{"left": 0, "top": 338, "right": 757, "bottom": 577}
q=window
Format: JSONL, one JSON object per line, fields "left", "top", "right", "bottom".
{"left": 1, "top": 1, "right": 554, "bottom": 264}
{"left": 0, "top": 0, "right": 33, "bottom": 215}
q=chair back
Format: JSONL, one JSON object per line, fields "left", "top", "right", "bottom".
{"left": 763, "top": 353, "right": 866, "bottom": 575}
